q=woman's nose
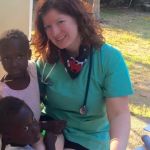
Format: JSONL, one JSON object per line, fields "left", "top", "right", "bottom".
{"left": 51, "top": 25, "right": 60, "bottom": 37}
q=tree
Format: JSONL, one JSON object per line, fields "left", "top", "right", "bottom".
{"left": 92, "top": 0, "right": 101, "bottom": 20}
{"left": 82, "top": 0, "right": 101, "bottom": 20}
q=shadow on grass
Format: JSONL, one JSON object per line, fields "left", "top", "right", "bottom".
{"left": 124, "top": 55, "right": 150, "bottom": 70}
{"left": 131, "top": 112, "right": 150, "bottom": 123}
{"left": 101, "top": 8, "right": 150, "bottom": 40}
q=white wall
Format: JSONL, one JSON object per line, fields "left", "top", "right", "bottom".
{"left": 0, "top": 0, "right": 33, "bottom": 79}
{"left": 0, "top": 0, "right": 33, "bottom": 39}
{"left": 0, "top": 62, "right": 5, "bottom": 79}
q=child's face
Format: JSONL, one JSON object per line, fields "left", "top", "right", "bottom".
{"left": 0, "top": 39, "right": 29, "bottom": 78}
{"left": 8, "top": 105, "right": 41, "bottom": 145}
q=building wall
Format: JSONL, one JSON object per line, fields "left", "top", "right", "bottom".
{"left": 0, "top": 0, "right": 33, "bottom": 79}
{"left": 0, "top": 0, "right": 33, "bottom": 39}
{"left": 0, "top": 62, "right": 5, "bottom": 79}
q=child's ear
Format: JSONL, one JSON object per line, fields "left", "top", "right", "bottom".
{"left": 2, "top": 134, "right": 11, "bottom": 145}
{"left": 1, "top": 139, "right": 7, "bottom": 150}
{"left": 28, "top": 49, "right": 32, "bottom": 60}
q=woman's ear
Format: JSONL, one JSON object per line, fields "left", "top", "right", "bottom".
{"left": 28, "top": 49, "right": 32, "bottom": 60}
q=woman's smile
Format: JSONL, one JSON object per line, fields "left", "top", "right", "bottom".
{"left": 55, "top": 34, "right": 66, "bottom": 44}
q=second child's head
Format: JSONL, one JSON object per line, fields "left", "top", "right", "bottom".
{"left": 0, "top": 96, "right": 40, "bottom": 146}
{"left": 0, "top": 30, "right": 31, "bottom": 79}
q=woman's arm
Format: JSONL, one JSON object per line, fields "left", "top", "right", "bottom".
{"left": 106, "top": 96, "right": 130, "bottom": 150}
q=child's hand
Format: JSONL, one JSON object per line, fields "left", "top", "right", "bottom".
{"left": 40, "top": 120, "right": 66, "bottom": 134}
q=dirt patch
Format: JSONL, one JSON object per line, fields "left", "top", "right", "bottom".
{"left": 128, "top": 115, "right": 150, "bottom": 150}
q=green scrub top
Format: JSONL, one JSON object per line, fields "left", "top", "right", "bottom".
{"left": 36, "top": 43, "right": 133, "bottom": 150}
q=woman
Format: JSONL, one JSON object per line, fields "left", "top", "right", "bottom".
{"left": 33, "top": 0, "right": 133, "bottom": 149}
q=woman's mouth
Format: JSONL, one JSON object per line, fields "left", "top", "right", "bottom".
{"left": 56, "top": 35, "right": 66, "bottom": 42}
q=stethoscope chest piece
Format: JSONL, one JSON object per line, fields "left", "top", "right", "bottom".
{"left": 80, "top": 105, "right": 88, "bottom": 115}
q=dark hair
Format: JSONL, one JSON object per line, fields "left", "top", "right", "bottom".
{"left": 33, "top": 0, "right": 104, "bottom": 63}
{"left": 0, "top": 29, "right": 29, "bottom": 54}
{"left": 0, "top": 96, "right": 27, "bottom": 134}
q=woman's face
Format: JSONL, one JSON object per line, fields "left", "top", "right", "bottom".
{"left": 42, "top": 9, "right": 81, "bottom": 53}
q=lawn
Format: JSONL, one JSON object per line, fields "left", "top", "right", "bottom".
{"left": 100, "top": 7, "right": 150, "bottom": 149}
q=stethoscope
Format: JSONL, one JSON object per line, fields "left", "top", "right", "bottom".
{"left": 79, "top": 48, "right": 93, "bottom": 115}
{"left": 41, "top": 48, "right": 93, "bottom": 116}
{"left": 41, "top": 62, "right": 56, "bottom": 85}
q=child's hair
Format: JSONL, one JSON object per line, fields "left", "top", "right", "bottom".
{"left": 0, "top": 96, "right": 28, "bottom": 134}
{"left": 0, "top": 29, "right": 29, "bottom": 53}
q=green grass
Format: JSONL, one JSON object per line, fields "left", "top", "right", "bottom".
{"left": 101, "top": 8, "right": 150, "bottom": 117}
{"left": 130, "top": 104, "right": 150, "bottom": 118}
{"left": 100, "top": 8, "right": 150, "bottom": 149}
{"left": 101, "top": 8, "right": 150, "bottom": 39}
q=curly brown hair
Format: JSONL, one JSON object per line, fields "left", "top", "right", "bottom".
{"left": 32, "top": 0, "right": 104, "bottom": 63}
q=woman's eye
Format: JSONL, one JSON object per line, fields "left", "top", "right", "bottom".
{"left": 57, "top": 20, "right": 65, "bottom": 24}
{"left": 44, "top": 25, "right": 52, "bottom": 31}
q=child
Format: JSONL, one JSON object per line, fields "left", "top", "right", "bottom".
{"left": 0, "top": 30, "right": 65, "bottom": 150}
{"left": 0, "top": 96, "right": 41, "bottom": 150}
{"left": 0, "top": 96, "right": 58, "bottom": 150}
{"left": 0, "top": 29, "right": 45, "bottom": 150}
{"left": 0, "top": 29, "right": 41, "bottom": 120}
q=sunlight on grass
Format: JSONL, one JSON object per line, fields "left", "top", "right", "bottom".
{"left": 102, "top": 26, "right": 150, "bottom": 68}
{"left": 129, "top": 104, "right": 150, "bottom": 118}
{"left": 101, "top": 8, "right": 150, "bottom": 150}
{"left": 101, "top": 12, "right": 150, "bottom": 120}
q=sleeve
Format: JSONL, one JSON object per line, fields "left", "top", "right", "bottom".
{"left": 36, "top": 60, "right": 47, "bottom": 103}
{"left": 101, "top": 45, "right": 134, "bottom": 98}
